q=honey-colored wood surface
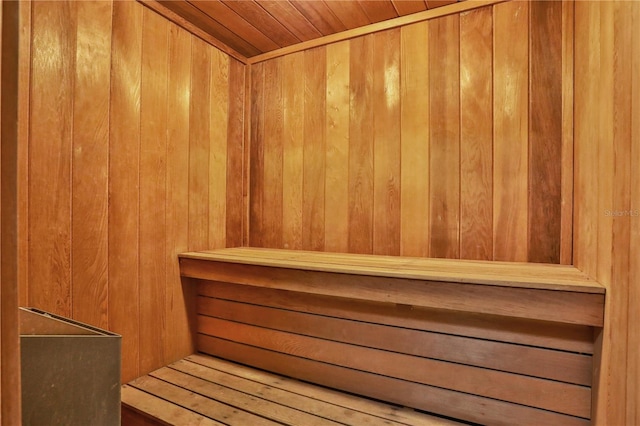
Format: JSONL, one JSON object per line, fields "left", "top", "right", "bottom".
{"left": 193, "top": 280, "right": 594, "bottom": 424}
{"left": 1, "top": 1, "right": 22, "bottom": 423}
{"left": 20, "top": 0, "right": 245, "bottom": 383}
{"left": 574, "top": 1, "right": 639, "bottom": 424}
{"left": 249, "top": 1, "right": 573, "bottom": 263}
{"left": 124, "top": 354, "right": 461, "bottom": 426}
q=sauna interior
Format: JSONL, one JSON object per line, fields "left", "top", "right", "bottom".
{"left": 0, "top": 0, "right": 638, "bottom": 424}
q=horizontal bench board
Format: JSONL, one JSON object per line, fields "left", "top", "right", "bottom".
{"left": 198, "top": 296, "right": 593, "bottom": 386}
{"left": 180, "top": 247, "right": 602, "bottom": 292}
{"left": 199, "top": 280, "right": 595, "bottom": 354}
{"left": 198, "top": 319, "right": 591, "bottom": 418}
{"left": 123, "top": 354, "right": 459, "bottom": 426}
{"left": 182, "top": 259, "right": 604, "bottom": 326}
{"left": 198, "top": 338, "right": 590, "bottom": 426}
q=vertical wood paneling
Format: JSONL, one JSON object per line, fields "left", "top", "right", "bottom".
{"left": 560, "top": 0, "right": 574, "bottom": 266}
{"left": 1, "top": 1, "right": 22, "bottom": 422}
{"left": 492, "top": 1, "right": 528, "bottom": 262}
{"left": 429, "top": 14, "right": 460, "bottom": 259}
{"left": 25, "top": 0, "right": 245, "bottom": 384}
{"left": 302, "top": 47, "right": 326, "bottom": 251}
{"left": 109, "top": 0, "right": 142, "bottom": 382}
{"left": 165, "top": 23, "right": 192, "bottom": 364}
{"left": 282, "top": 52, "right": 304, "bottom": 250}
{"left": 629, "top": 5, "right": 640, "bottom": 424}
{"left": 249, "top": 63, "right": 264, "bottom": 247}
{"left": 528, "top": 0, "right": 562, "bottom": 264}
{"left": 324, "top": 41, "right": 350, "bottom": 253}
{"left": 373, "top": 29, "right": 401, "bottom": 256}
{"left": 189, "top": 37, "right": 211, "bottom": 251}
{"left": 459, "top": 6, "right": 492, "bottom": 261}
{"left": 71, "top": 1, "right": 111, "bottom": 328}
{"left": 400, "top": 22, "right": 429, "bottom": 258}
{"left": 139, "top": 7, "right": 169, "bottom": 374}
{"left": 348, "top": 35, "right": 374, "bottom": 254}
{"left": 209, "top": 48, "right": 229, "bottom": 248}
{"left": 262, "top": 57, "right": 283, "bottom": 248}
{"left": 226, "top": 59, "right": 245, "bottom": 248}
{"left": 29, "top": 0, "right": 75, "bottom": 315}
{"left": 253, "top": 1, "right": 569, "bottom": 263}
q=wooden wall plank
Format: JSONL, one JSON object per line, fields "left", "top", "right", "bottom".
{"left": 492, "top": 1, "right": 528, "bottom": 262}
{"left": 262, "top": 57, "right": 283, "bottom": 248}
{"left": 109, "top": 0, "right": 142, "bottom": 382}
{"left": 71, "top": 0, "right": 111, "bottom": 329}
{"left": 400, "top": 22, "right": 429, "bottom": 257}
{"left": 139, "top": 7, "right": 169, "bottom": 374}
{"left": 249, "top": 63, "right": 264, "bottom": 247}
{"left": 189, "top": 37, "right": 211, "bottom": 251}
{"left": 281, "top": 52, "right": 304, "bottom": 250}
{"left": 209, "top": 48, "right": 230, "bottom": 248}
{"left": 17, "top": 0, "right": 31, "bottom": 308}
{"left": 629, "top": 5, "right": 640, "bottom": 424}
{"left": 226, "top": 59, "right": 245, "bottom": 248}
{"left": 302, "top": 47, "right": 326, "bottom": 251}
{"left": 29, "top": 0, "right": 75, "bottom": 315}
{"left": 373, "top": 29, "right": 401, "bottom": 256}
{"left": 324, "top": 41, "right": 350, "bottom": 253}
{"left": 428, "top": 14, "right": 460, "bottom": 259}
{"left": 528, "top": 0, "right": 562, "bottom": 264}
{"left": 165, "top": 23, "right": 192, "bottom": 364}
{"left": 1, "top": 1, "right": 22, "bottom": 422}
{"left": 560, "top": 0, "right": 574, "bottom": 266}
{"left": 348, "top": 35, "right": 374, "bottom": 254}
{"left": 459, "top": 6, "right": 492, "bottom": 261}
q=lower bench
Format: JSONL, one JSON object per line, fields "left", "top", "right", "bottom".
{"left": 122, "top": 353, "right": 458, "bottom": 425}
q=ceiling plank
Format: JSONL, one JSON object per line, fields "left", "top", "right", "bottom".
{"left": 357, "top": 0, "right": 399, "bottom": 23}
{"left": 426, "top": 0, "right": 458, "bottom": 9}
{"left": 190, "top": 0, "right": 280, "bottom": 52}
{"left": 147, "top": 0, "right": 252, "bottom": 59}
{"left": 391, "top": 0, "right": 428, "bottom": 16}
{"left": 221, "top": 0, "right": 301, "bottom": 47}
{"left": 257, "top": 1, "right": 323, "bottom": 41}
{"left": 324, "top": 1, "right": 371, "bottom": 30}
{"left": 289, "top": 0, "right": 348, "bottom": 35}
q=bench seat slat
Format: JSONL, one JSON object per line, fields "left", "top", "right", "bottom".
{"left": 198, "top": 297, "right": 593, "bottom": 386}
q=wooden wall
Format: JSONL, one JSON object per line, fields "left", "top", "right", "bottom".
{"left": 1, "top": 2, "right": 22, "bottom": 424}
{"left": 248, "top": 1, "right": 574, "bottom": 264}
{"left": 574, "top": 1, "right": 639, "bottom": 424}
{"left": 18, "top": 0, "right": 245, "bottom": 383}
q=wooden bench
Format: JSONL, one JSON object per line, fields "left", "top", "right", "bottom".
{"left": 124, "top": 247, "right": 605, "bottom": 425}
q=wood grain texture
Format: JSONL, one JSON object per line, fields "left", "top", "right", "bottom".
{"left": 373, "top": 29, "right": 401, "bottom": 256}
{"left": 573, "top": 1, "right": 639, "bottom": 424}
{"left": 429, "top": 14, "right": 460, "bottom": 259}
{"left": 29, "top": 0, "right": 75, "bottom": 316}
{"left": 324, "top": 41, "right": 350, "bottom": 253}
{"left": 71, "top": 0, "right": 111, "bottom": 329}
{"left": 109, "top": 0, "right": 142, "bottom": 381}
{"left": 140, "top": 7, "right": 169, "bottom": 374}
{"left": 459, "top": 6, "right": 492, "bottom": 261}
{"left": 23, "top": 0, "right": 245, "bottom": 383}
{"left": 1, "top": 1, "right": 22, "bottom": 423}
{"left": 348, "top": 35, "right": 374, "bottom": 254}
{"left": 281, "top": 52, "right": 304, "bottom": 250}
{"left": 226, "top": 59, "right": 245, "bottom": 248}
{"left": 400, "top": 22, "right": 429, "bottom": 257}
{"left": 302, "top": 47, "right": 326, "bottom": 251}
{"left": 528, "top": 0, "right": 562, "bottom": 264}
{"left": 165, "top": 23, "right": 192, "bottom": 364}
{"left": 492, "top": 1, "right": 528, "bottom": 262}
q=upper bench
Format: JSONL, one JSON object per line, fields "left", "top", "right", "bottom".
{"left": 179, "top": 247, "right": 604, "bottom": 327}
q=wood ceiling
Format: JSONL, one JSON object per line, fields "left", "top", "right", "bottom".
{"left": 143, "top": 0, "right": 459, "bottom": 59}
